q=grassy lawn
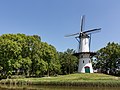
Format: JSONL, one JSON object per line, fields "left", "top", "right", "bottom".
{"left": 0, "top": 73, "right": 120, "bottom": 87}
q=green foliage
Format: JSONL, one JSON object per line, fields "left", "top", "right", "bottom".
{"left": 0, "top": 33, "right": 61, "bottom": 78}
{"left": 95, "top": 42, "right": 120, "bottom": 75}
{"left": 0, "top": 33, "right": 79, "bottom": 78}
{"left": 58, "top": 49, "right": 78, "bottom": 74}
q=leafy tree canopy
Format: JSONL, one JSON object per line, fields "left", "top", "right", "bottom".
{"left": 95, "top": 42, "right": 120, "bottom": 75}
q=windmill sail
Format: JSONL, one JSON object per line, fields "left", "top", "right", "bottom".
{"left": 64, "top": 33, "right": 79, "bottom": 37}
{"left": 83, "top": 28, "right": 101, "bottom": 34}
{"left": 80, "top": 15, "right": 85, "bottom": 32}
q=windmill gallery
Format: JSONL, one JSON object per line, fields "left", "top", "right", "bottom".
{"left": 65, "top": 16, "right": 101, "bottom": 73}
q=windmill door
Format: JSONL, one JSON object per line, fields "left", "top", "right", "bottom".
{"left": 85, "top": 66, "right": 90, "bottom": 73}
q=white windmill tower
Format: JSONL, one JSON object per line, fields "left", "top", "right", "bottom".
{"left": 65, "top": 15, "right": 101, "bottom": 73}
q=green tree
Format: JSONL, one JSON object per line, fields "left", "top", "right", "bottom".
{"left": 0, "top": 34, "right": 43, "bottom": 77}
{"left": 58, "top": 49, "right": 78, "bottom": 74}
{"left": 95, "top": 42, "right": 120, "bottom": 74}
{"left": 41, "top": 42, "right": 61, "bottom": 76}
{"left": 0, "top": 37, "right": 22, "bottom": 77}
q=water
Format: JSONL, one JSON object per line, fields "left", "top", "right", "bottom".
{"left": 0, "top": 85, "right": 120, "bottom": 90}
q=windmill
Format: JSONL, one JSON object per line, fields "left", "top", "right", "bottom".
{"left": 65, "top": 15, "right": 101, "bottom": 73}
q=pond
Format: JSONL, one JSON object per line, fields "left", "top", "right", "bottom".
{"left": 0, "top": 85, "right": 120, "bottom": 90}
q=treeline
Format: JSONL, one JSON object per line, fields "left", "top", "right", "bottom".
{"left": 94, "top": 42, "right": 120, "bottom": 76}
{"left": 1, "top": 34, "right": 120, "bottom": 79}
{"left": 0, "top": 34, "right": 78, "bottom": 79}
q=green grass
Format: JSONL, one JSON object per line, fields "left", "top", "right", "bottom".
{"left": 0, "top": 73, "right": 120, "bottom": 87}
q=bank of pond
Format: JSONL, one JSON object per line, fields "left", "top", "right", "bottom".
{"left": 1, "top": 85, "right": 120, "bottom": 90}
{"left": 0, "top": 73, "right": 120, "bottom": 87}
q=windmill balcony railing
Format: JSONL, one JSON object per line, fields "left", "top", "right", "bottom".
{"left": 73, "top": 51, "right": 96, "bottom": 57}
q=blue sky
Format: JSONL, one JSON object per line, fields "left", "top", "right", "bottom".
{"left": 0, "top": 0, "right": 120, "bottom": 52}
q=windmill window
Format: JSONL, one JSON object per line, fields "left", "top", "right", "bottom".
{"left": 83, "top": 60, "right": 84, "bottom": 63}
{"left": 81, "top": 55, "right": 83, "bottom": 58}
